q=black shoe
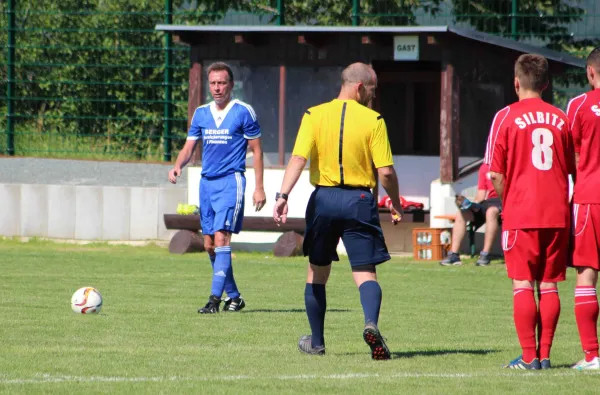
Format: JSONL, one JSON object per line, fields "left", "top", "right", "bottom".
{"left": 363, "top": 322, "right": 391, "bottom": 360}
{"left": 541, "top": 359, "right": 551, "bottom": 369}
{"left": 476, "top": 252, "right": 491, "bottom": 266}
{"left": 223, "top": 296, "right": 246, "bottom": 312}
{"left": 198, "top": 295, "right": 221, "bottom": 314}
{"left": 298, "top": 335, "right": 325, "bottom": 355}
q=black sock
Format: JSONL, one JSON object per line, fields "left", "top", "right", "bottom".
{"left": 305, "top": 283, "right": 326, "bottom": 347}
{"left": 359, "top": 281, "right": 382, "bottom": 326}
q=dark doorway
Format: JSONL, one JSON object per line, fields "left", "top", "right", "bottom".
{"left": 373, "top": 62, "right": 441, "bottom": 156}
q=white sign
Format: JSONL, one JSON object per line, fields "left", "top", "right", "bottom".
{"left": 394, "top": 35, "right": 419, "bottom": 61}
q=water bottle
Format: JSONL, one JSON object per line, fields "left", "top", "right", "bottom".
{"left": 460, "top": 197, "right": 473, "bottom": 210}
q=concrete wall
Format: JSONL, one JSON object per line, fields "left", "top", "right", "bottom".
{"left": 0, "top": 184, "right": 187, "bottom": 241}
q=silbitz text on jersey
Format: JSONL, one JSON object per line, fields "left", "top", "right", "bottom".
{"left": 514, "top": 112, "right": 566, "bottom": 130}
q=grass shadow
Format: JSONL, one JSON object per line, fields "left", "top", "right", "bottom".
{"left": 391, "top": 349, "right": 500, "bottom": 359}
{"left": 338, "top": 349, "right": 499, "bottom": 358}
{"left": 243, "top": 309, "right": 352, "bottom": 314}
{"left": 549, "top": 363, "right": 577, "bottom": 369}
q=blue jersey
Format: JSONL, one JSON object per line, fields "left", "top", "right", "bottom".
{"left": 187, "top": 99, "right": 261, "bottom": 178}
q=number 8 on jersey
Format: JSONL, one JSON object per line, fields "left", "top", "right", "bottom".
{"left": 531, "top": 127, "right": 553, "bottom": 171}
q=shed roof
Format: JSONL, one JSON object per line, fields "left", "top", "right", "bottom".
{"left": 155, "top": 24, "right": 584, "bottom": 68}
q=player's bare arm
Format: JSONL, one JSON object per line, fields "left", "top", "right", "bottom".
{"left": 273, "top": 155, "right": 306, "bottom": 224}
{"left": 489, "top": 171, "right": 505, "bottom": 201}
{"left": 377, "top": 165, "right": 403, "bottom": 224}
{"left": 168, "top": 139, "right": 198, "bottom": 184}
{"left": 248, "top": 138, "right": 266, "bottom": 211}
{"left": 473, "top": 188, "right": 487, "bottom": 204}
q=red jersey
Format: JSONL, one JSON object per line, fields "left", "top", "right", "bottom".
{"left": 477, "top": 163, "right": 499, "bottom": 199}
{"left": 484, "top": 98, "right": 574, "bottom": 229}
{"left": 566, "top": 89, "right": 600, "bottom": 204}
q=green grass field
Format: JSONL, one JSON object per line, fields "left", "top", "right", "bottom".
{"left": 1, "top": 239, "right": 599, "bottom": 394}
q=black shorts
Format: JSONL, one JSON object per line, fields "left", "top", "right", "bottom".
{"left": 303, "top": 186, "right": 391, "bottom": 267}
{"left": 471, "top": 198, "right": 502, "bottom": 229}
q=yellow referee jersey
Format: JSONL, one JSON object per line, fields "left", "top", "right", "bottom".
{"left": 291, "top": 99, "right": 393, "bottom": 189}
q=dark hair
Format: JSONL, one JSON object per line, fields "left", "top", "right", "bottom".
{"left": 514, "top": 54, "right": 549, "bottom": 92}
{"left": 586, "top": 47, "right": 600, "bottom": 70}
{"left": 206, "top": 62, "right": 234, "bottom": 82}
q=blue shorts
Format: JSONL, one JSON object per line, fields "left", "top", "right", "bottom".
{"left": 199, "top": 172, "right": 246, "bottom": 235}
{"left": 303, "top": 186, "right": 391, "bottom": 267}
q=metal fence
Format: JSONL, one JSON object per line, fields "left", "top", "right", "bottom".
{"left": 1, "top": 0, "right": 597, "bottom": 161}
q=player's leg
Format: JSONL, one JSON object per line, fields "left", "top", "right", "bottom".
{"left": 298, "top": 262, "right": 332, "bottom": 355}
{"left": 198, "top": 178, "right": 221, "bottom": 314}
{"left": 342, "top": 189, "right": 391, "bottom": 360}
{"left": 502, "top": 229, "right": 541, "bottom": 369}
{"left": 573, "top": 267, "right": 599, "bottom": 369}
{"left": 440, "top": 209, "right": 471, "bottom": 266}
{"left": 210, "top": 173, "right": 246, "bottom": 311}
{"left": 298, "top": 187, "right": 339, "bottom": 355}
{"left": 535, "top": 228, "right": 568, "bottom": 368}
{"left": 477, "top": 203, "right": 500, "bottom": 266}
{"left": 204, "top": 234, "right": 216, "bottom": 269}
{"left": 572, "top": 204, "right": 600, "bottom": 369}
{"left": 222, "top": 173, "right": 245, "bottom": 310}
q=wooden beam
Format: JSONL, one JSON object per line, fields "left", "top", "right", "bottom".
{"left": 297, "top": 34, "right": 326, "bottom": 48}
{"left": 278, "top": 65, "right": 286, "bottom": 166}
{"left": 173, "top": 33, "right": 193, "bottom": 46}
{"left": 439, "top": 63, "right": 460, "bottom": 183}
{"left": 234, "top": 33, "right": 266, "bottom": 46}
{"left": 360, "top": 34, "right": 393, "bottom": 46}
{"left": 188, "top": 62, "right": 203, "bottom": 166}
{"left": 404, "top": 83, "right": 415, "bottom": 152}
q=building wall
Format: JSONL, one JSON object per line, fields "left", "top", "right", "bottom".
{"left": 0, "top": 183, "right": 186, "bottom": 242}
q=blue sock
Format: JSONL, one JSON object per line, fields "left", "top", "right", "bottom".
{"left": 224, "top": 264, "right": 240, "bottom": 299}
{"left": 210, "top": 246, "right": 231, "bottom": 298}
{"left": 209, "top": 254, "right": 215, "bottom": 269}
{"left": 359, "top": 281, "right": 382, "bottom": 326}
{"left": 305, "top": 283, "right": 326, "bottom": 348}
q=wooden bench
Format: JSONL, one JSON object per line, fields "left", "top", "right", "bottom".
{"left": 163, "top": 214, "right": 306, "bottom": 256}
{"left": 164, "top": 209, "right": 429, "bottom": 256}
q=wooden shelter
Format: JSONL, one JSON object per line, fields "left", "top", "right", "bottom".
{"left": 155, "top": 24, "right": 583, "bottom": 183}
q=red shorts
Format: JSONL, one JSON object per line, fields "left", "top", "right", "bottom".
{"left": 572, "top": 203, "right": 600, "bottom": 270}
{"left": 502, "top": 228, "right": 568, "bottom": 282}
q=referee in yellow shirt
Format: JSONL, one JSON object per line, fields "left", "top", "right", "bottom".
{"left": 273, "top": 62, "right": 403, "bottom": 360}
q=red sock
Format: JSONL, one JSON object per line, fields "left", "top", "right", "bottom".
{"left": 513, "top": 287, "right": 538, "bottom": 362}
{"left": 575, "top": 286, "right": 599, "bottom": 362}
{"left": 537, "top": 288, "right": 560, "bottom": 360}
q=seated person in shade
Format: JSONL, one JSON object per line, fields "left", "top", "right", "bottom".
{"left": 440, "top": 163, "right": 501, "bottom": 267}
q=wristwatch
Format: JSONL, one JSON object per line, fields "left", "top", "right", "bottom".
{"left": 275, "top": 192, "right": 288, "bottom": 201}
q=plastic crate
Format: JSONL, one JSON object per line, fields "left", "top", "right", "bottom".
{"left": 412, "top": 228, "right": 452, "bottom": 261}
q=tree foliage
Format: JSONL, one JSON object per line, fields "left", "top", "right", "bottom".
{"left": 0, "top": 0, "right": 594, "bottom": 159}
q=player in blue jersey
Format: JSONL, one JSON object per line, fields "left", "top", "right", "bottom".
{"left": 168, "top": 62, "right": 266, "bottom": 313}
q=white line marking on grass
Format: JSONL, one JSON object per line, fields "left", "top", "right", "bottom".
{"left": 2, "top": 371, "right": 600, "bottom": 385}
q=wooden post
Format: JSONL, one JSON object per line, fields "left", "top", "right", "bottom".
{"left": 188, "top": 62, "right": 203, "bottom": 165}
{"left": 404, "top": 83, "right": 414, "bottom": 152}
{"left": 439, "top": 62, "right": 460, "bottom": 183}
{"left": 278, "top": 65, "right": 287, "bottom": 166}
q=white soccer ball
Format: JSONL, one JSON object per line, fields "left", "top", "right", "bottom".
{"left": 71, "top": 287, "right": 103, "bottom": 314}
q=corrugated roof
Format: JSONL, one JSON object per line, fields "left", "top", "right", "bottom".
{"left": 154, "top": 24, "right": 585, "bottom": 68}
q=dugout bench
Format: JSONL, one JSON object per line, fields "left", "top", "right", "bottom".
{"left": 163, "top": 209, "right": 428, "bottom": 257}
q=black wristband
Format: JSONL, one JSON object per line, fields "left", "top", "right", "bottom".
{"left": 275, "top": 192, "right": 288, "bottom": 201}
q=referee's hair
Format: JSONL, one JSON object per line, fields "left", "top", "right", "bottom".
{"left": 341, "top": 63, "right": 375, "bottom": 86}
{"left": 207, "top": 62, "right": 234, "bottom": 82}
